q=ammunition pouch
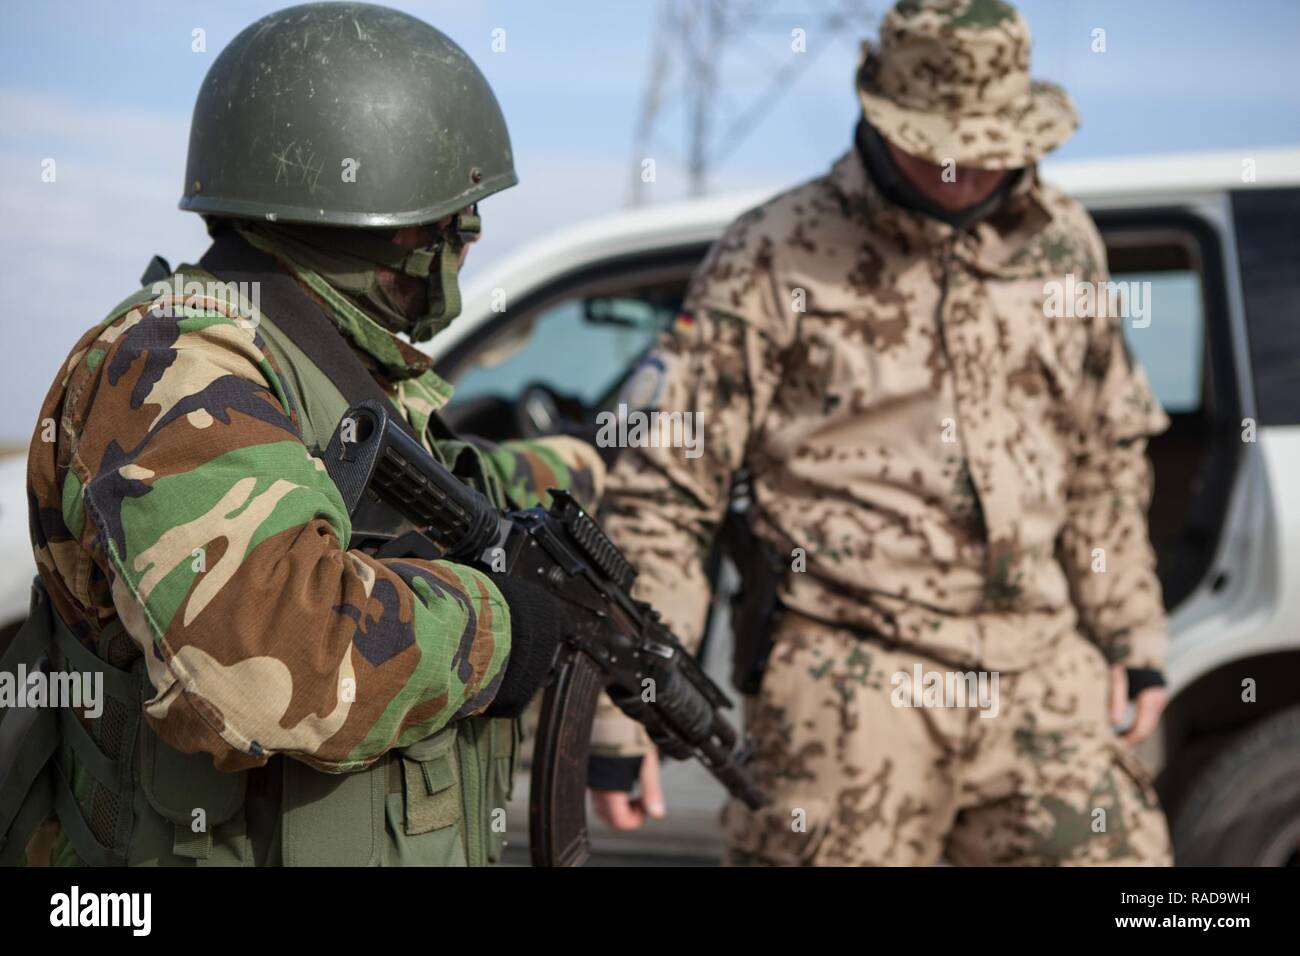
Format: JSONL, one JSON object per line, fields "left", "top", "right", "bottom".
{"left": 0, "top": 581, "right": 144, "bottom": 865}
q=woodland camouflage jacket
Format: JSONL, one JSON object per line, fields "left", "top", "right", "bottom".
{"left": 27, "top": 256, "right": 603, "bottom": 774}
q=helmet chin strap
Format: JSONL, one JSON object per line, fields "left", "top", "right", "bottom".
{"left": 411, "top": 209, "right": 480, "bottom": 340}
{"left": 233, "top": 211, "right": 480, "bottom": 342}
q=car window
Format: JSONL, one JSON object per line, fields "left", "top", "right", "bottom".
{"left": 1233, "top": 187, "right": 1300, "bottom": 426}
{"left": 447, "top": 247, "right": 1208, "bottom": 418}
{"left": 449, "top": 293, "right": 678, "bottom": 408}
{"left": 1115, "top": 268, "right": 1204, "bottom": 414}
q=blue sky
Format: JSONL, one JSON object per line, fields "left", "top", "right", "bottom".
{"left": 0, "top": 0, "right": 1297, "bottom": 442}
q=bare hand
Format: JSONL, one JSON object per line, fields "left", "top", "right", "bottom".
{"left": 589, "top": 750, "right": 665, "bottom": 831}
{"left": 1109, "top": 664, "right": 1168, "bottom": 746}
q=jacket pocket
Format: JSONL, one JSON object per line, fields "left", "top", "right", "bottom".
{"left": 382, "top": 724, "right": 467, "bottom": 866}
{"left": 138, "top": 723, "right": 249, "bottom": 865}
{"left": 397, "top": 724, "right": 462, "bottom": 836}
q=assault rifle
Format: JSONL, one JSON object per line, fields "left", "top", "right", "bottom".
{"left": 322, "top": 400, "right": 767, "bottom": 866}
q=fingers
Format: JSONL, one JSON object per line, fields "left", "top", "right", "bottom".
{"left": 1121, "top": 687, "right": 1168, "bottom": 746}
{"left": 591, "top": 790, "right": 646, "bottom": 831}
{"left": 589, "top": 751, "right": 666, "bottom": 832}
{"left": 1108, "top": 665, "right": 1128, "bottom": 727}
{"left": 639, "top": 749, "right": 666, "bottom": 820}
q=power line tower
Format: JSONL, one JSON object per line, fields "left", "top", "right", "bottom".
{"left": 629, "top": 0, "right": 879, "bottom": 206}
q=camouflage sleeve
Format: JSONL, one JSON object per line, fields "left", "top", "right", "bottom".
{"left": 591, "top": 303, "right": 787, "bottom": 758}
{"left": 50, "top": 300, "right": 511, "bottom": 773}
{"left": 1056, "top": 262, "right": 1172, "bottom": 671}
{"left": 478, "top": 435, "right": 606, "bottom": 511}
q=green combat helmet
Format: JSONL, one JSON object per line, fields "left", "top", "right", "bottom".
{"left": 179, "top": 2, "right": 518, "bottom": 339}
{"left": 180, "top": 1, "right": 516, "bottom": 226}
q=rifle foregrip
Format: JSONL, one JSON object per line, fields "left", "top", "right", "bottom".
{"left": 324, "top": 400, "right": 500, "bottom": 559}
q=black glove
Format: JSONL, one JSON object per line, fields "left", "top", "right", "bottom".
{"left": 587, "top": 755, "right": 644, "bottom": 791}
{"left": 1125, "top": 668, "right": 1166, "bottom": 699}
{"left": 482, "top": 576, "right": 565, "bottom": 717}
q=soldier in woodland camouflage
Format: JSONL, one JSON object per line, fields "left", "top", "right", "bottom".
{"left": 591, "top": 0, "right": 1173, "bottom": 865}
{"left": 16, "top": 2, "right": 601, "bottom": 866}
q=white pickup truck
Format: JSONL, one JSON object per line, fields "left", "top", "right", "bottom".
{"left": 3, "top": 147, "right": 1298, "bottom": 865}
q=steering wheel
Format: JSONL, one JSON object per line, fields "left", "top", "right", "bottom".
{"left": 514, "top": 382, "right": 590, "bottom": 440}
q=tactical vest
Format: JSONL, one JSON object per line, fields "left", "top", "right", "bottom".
{"left": 0, "top": 272, "right": 520, "bottom": 867}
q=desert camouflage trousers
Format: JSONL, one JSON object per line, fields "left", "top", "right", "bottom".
{"left": 723, "top": 611, "right": 1172, "bottom": 866}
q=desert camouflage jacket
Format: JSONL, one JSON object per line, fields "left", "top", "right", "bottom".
{"left": 595, "top": 147, "right": 1168, "bottom": 755}
{"left": 27, "top": 255, "right": 603, "bottom": 774}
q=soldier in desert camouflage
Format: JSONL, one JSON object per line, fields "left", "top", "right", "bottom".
{"left": 590, "top": 0, "right": 1173, "bottom": 865}
{"left": 14, "top": 3, "right": 601, "bottom": 866}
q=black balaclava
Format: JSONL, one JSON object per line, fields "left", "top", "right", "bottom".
{"left": 855, "top": 118, "right": 1023, "bottom": 231}
{"left": 231, "top": 210, "right": 480, "bottom": 343}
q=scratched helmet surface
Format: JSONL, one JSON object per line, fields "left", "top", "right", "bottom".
{"left": 857, "top": 0, "right": 1079, "bottom": 169}
{"left": 179, "top": 1, "right": 517, "bottom": 227}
